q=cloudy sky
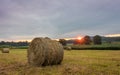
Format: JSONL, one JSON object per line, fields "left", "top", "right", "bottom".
{"left": 0, "top": 0, "right": 120, "bottom": 41}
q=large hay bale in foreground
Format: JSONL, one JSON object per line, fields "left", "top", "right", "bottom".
{"left": 2, "top": 48, "right": 10, "bottom": 53}
{"left": 27, "top": 37, "right": 64, "bottom": 66}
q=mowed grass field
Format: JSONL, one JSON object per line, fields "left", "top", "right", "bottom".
{"left": 0, "top": 49, "right": 120, "bottom": 75}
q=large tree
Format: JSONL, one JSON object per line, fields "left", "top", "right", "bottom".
{"left": 59, "top": 39, "right": 67, "bottom": 46}
{"left": 83, "top": 35, "right": 91, "bottom": 45}
{"left": 93, "top": 35, "right": 102, "bottom": 45}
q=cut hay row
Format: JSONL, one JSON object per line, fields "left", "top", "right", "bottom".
{"left": 27, "top": 37, "right": 64, "bottom": 66}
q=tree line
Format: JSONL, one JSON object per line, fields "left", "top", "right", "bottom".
{"left": 59, "top": 35, "right": 102, "bottom": 46}
{"left": 0, "top": 41, "right": 29, "bottom": 47}
{"left": 0, "top": 35, "right": 119, "bottom": 47}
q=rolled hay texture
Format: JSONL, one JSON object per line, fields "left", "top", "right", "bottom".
{"left": 2, "top": 48, "right": 10, "bottom": 53}
{"left": 27, "top": 37, "right": 64, "bottom": 66}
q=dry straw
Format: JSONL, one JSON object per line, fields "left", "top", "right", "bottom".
{"left": 27, "top": 37, "right": 64, "bottom": 66}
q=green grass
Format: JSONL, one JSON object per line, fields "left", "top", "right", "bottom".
{"left": 0, "top": 49, "right": 120, "bottom": 75}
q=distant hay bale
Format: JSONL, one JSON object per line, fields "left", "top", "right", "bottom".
{"left": 64, "top": 46, "right": 72, "bottom": 50}
{"left": 27, "top": 37, "right": 64, "bottom": 66}
{"left": 2, "top": 48, "right": 10, "bottom": 53}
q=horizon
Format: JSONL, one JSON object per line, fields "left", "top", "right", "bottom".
{"left": 0, "top": 34, "right": 120, "bottom": 42}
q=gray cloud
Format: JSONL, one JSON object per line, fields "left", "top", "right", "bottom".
{"left": 0, "top": 0, "right": 120, "bottom": 41}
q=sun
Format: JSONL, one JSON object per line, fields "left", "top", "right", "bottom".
{"left": 77, "top": 36, "right": 82, "bottom": 40}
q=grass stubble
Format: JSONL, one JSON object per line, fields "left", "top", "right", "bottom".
{"left": 0, "top": 49, "right": 120, "bottom": 75}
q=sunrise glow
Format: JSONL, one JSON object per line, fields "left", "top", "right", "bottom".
{"left": 77, "top": 36, "right": 82, "bottom": 40}
{"left": 105, "top": 34, "right": 120, "bottom": 37}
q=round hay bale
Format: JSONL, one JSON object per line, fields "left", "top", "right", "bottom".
{"left": 27, "top": 37, "right": 64, "bottom": 66}
{"left": 2, "top": 48, "right": 10, "bottom": 53}
{"left": 64, "top": 46, "right": 72, "bottom": 50}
